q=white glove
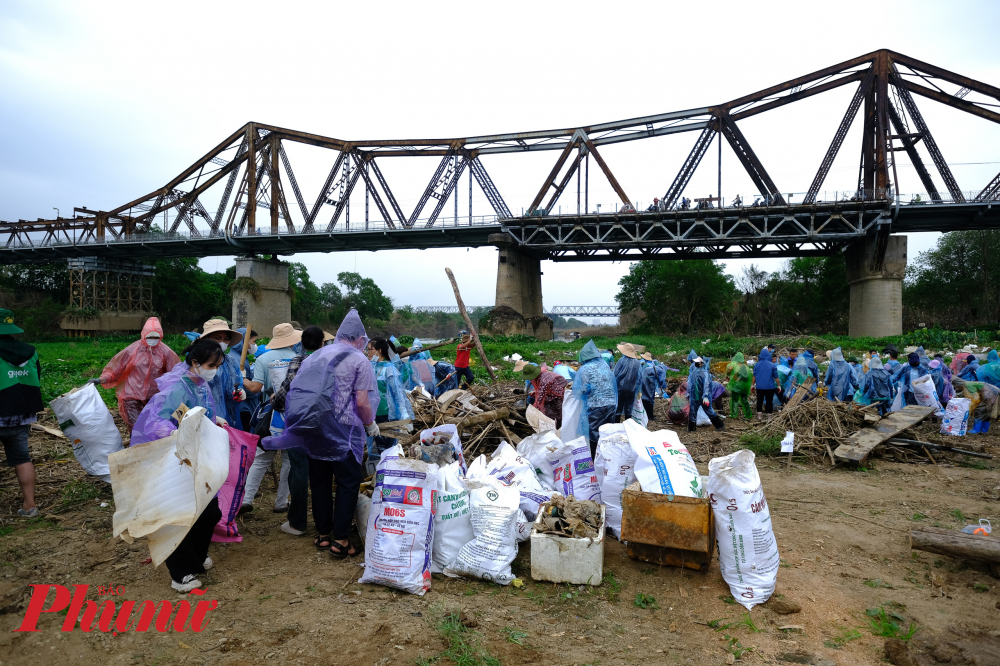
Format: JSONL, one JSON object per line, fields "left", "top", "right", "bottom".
{"left": 234, "top": 388, "right": 247, "bottom": 402}
{"left": 365, "top": 422, "right": 380, "bottom": 437}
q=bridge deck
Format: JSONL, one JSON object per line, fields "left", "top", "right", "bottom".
{"left": 3, "top": 201, "right": 996, "bottom": 264}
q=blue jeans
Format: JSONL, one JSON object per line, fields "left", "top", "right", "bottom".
{"left": 0, "top": 425, "right": 31, "bottom": 467}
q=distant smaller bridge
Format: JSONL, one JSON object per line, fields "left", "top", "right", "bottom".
{"left": 409, "top": 306, "right": 620, "bottom": 317}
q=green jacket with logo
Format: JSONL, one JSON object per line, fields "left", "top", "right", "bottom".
{"left": 0, "top": 337, "right": 44, "bottom": 419}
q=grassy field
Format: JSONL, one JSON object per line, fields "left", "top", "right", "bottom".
{"left": 33, "top": 335, "right": 191, "bottom": 408}
{"left": 30, "top": 327, "right": 997, "bottom": 411}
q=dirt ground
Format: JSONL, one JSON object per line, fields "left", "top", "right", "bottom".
{"left": 1, "top": 404, "right": 999, "bottom": 666}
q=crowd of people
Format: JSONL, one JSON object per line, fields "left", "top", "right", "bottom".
{"left": 2, "top": 303, "right": 998, "bottom": 593}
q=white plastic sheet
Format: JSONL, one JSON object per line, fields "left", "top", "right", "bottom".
{"left": 50, "top": 382, "right": 124, "bottom": 482}
{"left": 109, "top": 407, "right": 230, "bottom": 566}
{"left": 560, "top": 388, "right": 583, "bottom": 444}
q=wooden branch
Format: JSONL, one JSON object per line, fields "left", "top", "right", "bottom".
{"left": 910, "top": 526, "right": 1000, "bottom": 563}
{"left": 446, "top": 407, "right": 510, "bottom": 431}
{"left": 398, "top": 339, "right": 456, "bottom": 359}
{"left": 444, "top": 267, "right": 497, "bottom": 382}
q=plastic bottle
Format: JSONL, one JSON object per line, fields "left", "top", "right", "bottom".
{"left": 961, "top": 519, "right": 992, "bottom": 535}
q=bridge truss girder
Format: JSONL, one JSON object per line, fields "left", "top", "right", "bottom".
{"left": 2, "top": 49, "right": 1000, "bottom": 260}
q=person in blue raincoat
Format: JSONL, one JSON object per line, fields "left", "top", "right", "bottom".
{"left": 958, "top": 354, "right": 980, "bottom": 381}
{"left": 777, "top": 356, "right": 793, "bottom": 403}
{"left": 613, "top": 343, "right": 644, "bottom": 421}
{"left": 639, "top": 353, "right": 658, "bottom": 419}
{"left": 977, "top": 350, "right": 1000, "bottom": 388}
{"left": 847, "top": 356, "right": 863, "bottom": 388}
{"left": 753, "top": 349, "right": 780, "bottom": 417}
{"left": 572, "top": 340, "right": 618, "bottom": 457}
{"left": 688, "top": 356, "right": 724, "bottom": 431}
{"left": 367, "top": 337, "right": 416, "bottom": 459}
{"left": 862, "top": 355, "right": 895, "bottom": 415}
{"left": 552, "top": 361, "right": 575, "bottom": 382}
{"left": 803, "top": 350, "right": 820, "bottom": 383}
{"left": 198, "top": 319, "right": 246, "bottom": 429}
{"left": 654, "top": 360, "right": 668, "bottom": 398}
{"left": 430, "top": 358, "right": 458, "bottom": 397}
{"left": 824, "top": 347, "right": 858, "bottom": 402}
{"left": 893, "top": 352, "right": 931, "bottom": 406}
{"left": 406, "top": 339, "right": 436, "bottom": 393}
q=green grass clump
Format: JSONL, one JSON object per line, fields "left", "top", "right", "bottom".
{"left": 824, "top": 627, "right": 862, "bottom": 649}
{"left": 416, "top": 612, "right": 500, "bottom": 666}
{"left": 634, "top": 593, "right": 659, "bottom": 609}
{"left": 735, "top": 431, "right": 783, "bottom": 456}
{"left": 866, "top": 605, "right": 918, "bottom": 640}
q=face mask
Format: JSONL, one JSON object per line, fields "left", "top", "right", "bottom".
{"left": 249, "top": 344, "right": 258, "bottom": 355}
{"left": 146, "top": 337, "right": 160, "bottom": 347}
{"left": 194, "top": 364, "right": 218, "bottom": 381}
{"left": 219, "top": 342, "right": 229, "bottom": 352}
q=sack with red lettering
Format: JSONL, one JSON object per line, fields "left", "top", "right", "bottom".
{"left": 359, "top": 455, "right": 439, "bottom": 595}
{"left": 545, "top": 436, "right": 602, "bottom": 503}
{"left": 707, "top": 449, "right": 779, "bottom": 610}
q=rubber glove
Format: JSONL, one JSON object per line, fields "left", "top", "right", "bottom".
{"left": 88, "top": 377, "right": 102, "bottom": 385}
{"left": 365, "top": 422, "right": 380, "bottom": 437}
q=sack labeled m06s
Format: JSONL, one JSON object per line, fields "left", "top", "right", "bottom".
{"left": 359, "top": 456, "right": 439, "bottom": 596}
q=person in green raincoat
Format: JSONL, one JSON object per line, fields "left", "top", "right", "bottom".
{"left": 726, "top": 352, "right": 753, "bottom": 419}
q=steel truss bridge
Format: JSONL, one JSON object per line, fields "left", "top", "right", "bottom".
{"left": 3, "top": 49, "right": 1000, "bottom": 265}
{"left": 412, "top": 306, "right": 620, "bottom": 317}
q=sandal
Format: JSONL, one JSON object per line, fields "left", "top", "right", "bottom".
{"left": 329, "top": 540, "right": 357, "bottom": 559}
{"left": 314, "top": 535, "right": 332, "bottom": 550}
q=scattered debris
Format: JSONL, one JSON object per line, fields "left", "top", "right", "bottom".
{"left": 535, "top": 496, "right": 602, "bottom": 539}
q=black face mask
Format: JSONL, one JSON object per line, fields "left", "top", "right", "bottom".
{"left": 909, "top": 361, "right": 920, "bottom": 367}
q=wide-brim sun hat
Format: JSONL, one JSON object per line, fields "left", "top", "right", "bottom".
{"left": 617, "top": 343, "right": 639, "bottom": 359}
{"left": 323, "top": 330, "right": 335, "bottom": 342}
{"left": 269, "top": 323, "right": 302, "bottom": 349}
{"left": 632, "top": 344, "right": 647, "bottom": 354}
{"left": 519, "top": 363, "right": 541, "bottom": 381}
{"left": 200, "top": 319, "right": 243, "bottom": 346}
{"left": 641, "top": 352, "right": 653, "bottom": 361}
{"left": 0, "top": 309, "right": 23, "bottom": 335}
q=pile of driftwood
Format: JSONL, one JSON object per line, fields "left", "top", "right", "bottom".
{"left": 754, "top": 399, "right": 881, "bottom": 461}
{"left": 388, "top": 382, "right": 540, "bottom": 461}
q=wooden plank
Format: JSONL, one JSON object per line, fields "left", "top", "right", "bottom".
{"left": 833, "top": 405, "right": 934, "bottom": 463}
{"left": 911, "top": 526, "right": 1000, "bottom": 564}
{"left": 784, "top": 376, "right": 815, "bottom": 409}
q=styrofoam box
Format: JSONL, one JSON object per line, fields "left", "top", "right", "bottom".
{"left": 530, "top": 505, "right": 606, "bottom": 585}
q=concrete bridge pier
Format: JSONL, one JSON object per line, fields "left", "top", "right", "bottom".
{"left": 232, "top": 257, "right": 292, "bottom": 335}
{"left": 483, "top": 233, "right": 554, "bottom": 340}
{"left": 846, "top": 235, "right": 906, "bottom": 338}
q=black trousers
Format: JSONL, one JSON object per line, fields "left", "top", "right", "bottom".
{"left": 287, "top": 448, "right": 310, "bottom": 532}
{"left": 165, "top": 497, "right": 221, "bottom": 582}
{"left": 308, "top": 455, "right": 363, "bottom": 540}
{"left": 455, "top": 366, "right": 475, "bottom": 387}
{"left": 587, "top": 403, "right": 618, "bottom": 459}
{"left": 642, "top": 398, "right": 655, "bottom": 422}
{"left": 756, "top": 388, "right": 776, "bottom": 414}
{"left": 616, "top": 390, "right": 636, "bottom": 420}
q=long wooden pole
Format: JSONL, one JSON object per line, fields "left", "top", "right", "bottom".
{"left": 239, "top": 322, "right": 253, "bottom": 375}
{"left": 444, "top": 268, "right": 497, "bottom": 383}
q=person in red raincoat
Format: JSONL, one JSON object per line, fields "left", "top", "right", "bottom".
{"left": 91, "top": 317, "right": 179, "bottom": 437}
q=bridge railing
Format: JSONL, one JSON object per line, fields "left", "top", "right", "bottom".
{"left": 525, "top": 190, "right": 1000, "bottom": 217}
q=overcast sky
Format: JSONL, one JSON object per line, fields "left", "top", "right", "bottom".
{"left": 3, "top": 0, "right": 999, "bottom": 323}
